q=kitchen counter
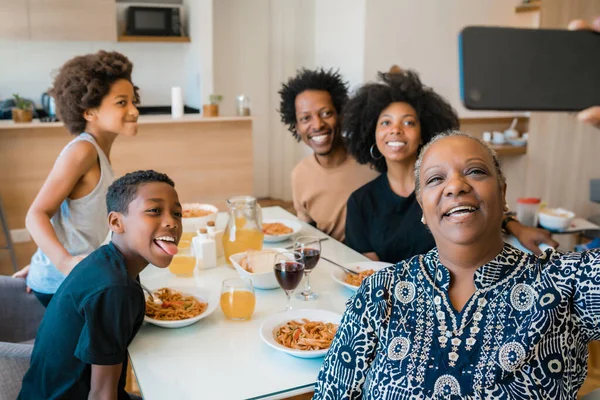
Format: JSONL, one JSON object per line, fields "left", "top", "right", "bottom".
{"left": 0, "top": 116, "right": 254, "bottom": 273}
{"left": 0, "top": 115, "right": 253, "bottom": 130}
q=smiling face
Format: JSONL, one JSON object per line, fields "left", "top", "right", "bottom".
{"left": 112, "top": 181, "right": 183, "bottom": 268}
{"left": 85, "top": 78, "right": 139, "bottom": 137}
{"left": 375, "top": 102, "right": 422, "bottom": 164}
{"left": 418, "top": 136, "right": 506, "bottom": 246}
{"left": 294, "top": 90, "right": 341, "bottom": 156}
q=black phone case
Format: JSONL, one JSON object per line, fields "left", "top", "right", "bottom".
{"left": 459, "top": 26, "right": 600, "bottom": 111}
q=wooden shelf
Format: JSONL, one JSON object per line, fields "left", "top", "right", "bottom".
{"left": 118, "top": 35, "right": 190, "bottom": 43}
{"left": 491, "top": 144, "right": 527, "bottom": 156}
{"left": 515, "top": 1, "right": 541, "bottom": 13}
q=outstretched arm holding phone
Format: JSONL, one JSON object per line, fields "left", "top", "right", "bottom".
{"left": 569, "top": 17, "right": 600, "bottom": 128}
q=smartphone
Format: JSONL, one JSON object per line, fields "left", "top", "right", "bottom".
{"left": 459, "top": 26, "right": 600, "bottom": 111}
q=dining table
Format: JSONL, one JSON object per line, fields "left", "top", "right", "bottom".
{"left": 129, "top": 206, "right": 368, "bottom": 399}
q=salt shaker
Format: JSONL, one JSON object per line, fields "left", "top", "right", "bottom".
{"left": 206, "top": 221, "right": 224, "bottom": 258}
{"left": 192, "top": 228, "right": 218, "bottom": 269}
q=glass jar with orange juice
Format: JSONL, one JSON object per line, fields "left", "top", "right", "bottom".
{"left": 220, "top": 278, "right": 256, "bottom": 320}
{"left": 167, "top": 240, "right": 196, "bottom": 277}
{"left": 223, "top": 196, "right": 264, "bottom": 265}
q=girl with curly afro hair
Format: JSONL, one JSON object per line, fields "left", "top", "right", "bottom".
{"left": 13, "top": 50, "right": 143, "bottom": 306}
{"left": 343, "top": 70, "right": 556, "bottom": 263}
{"left": 277, "top": 68, "right": 378, "bottom": 242}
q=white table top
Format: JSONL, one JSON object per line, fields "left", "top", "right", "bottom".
{"left": 129, "top": 206, "right": 368, "bottom": 400}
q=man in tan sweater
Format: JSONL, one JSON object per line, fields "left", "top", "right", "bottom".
{"left": 279, "top": 68, "right": 379, "bottom": 242}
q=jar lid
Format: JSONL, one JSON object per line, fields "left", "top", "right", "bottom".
{"left": 517, "top": 197, "right": 541, "bottom": 204}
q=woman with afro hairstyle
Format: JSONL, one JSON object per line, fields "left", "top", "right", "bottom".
{"left": 279, "top": 68, "right": 378, "bottom": 243}
{"left": 12, "top": 51, "right": 140, "bottom": 307}
{"left": 343, "top": 69, "right": 557, "bottom": 263}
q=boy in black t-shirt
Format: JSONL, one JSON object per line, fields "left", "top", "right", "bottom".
{"left": 19, "top": 170, "right": 183, "bottom": 400}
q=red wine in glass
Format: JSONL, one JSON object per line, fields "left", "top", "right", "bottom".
{"left": 300, "top": 248, "right": 321, "bottom": 271}
{"left": 274, "top": 261, "right": 304, "bottom": 290}
{"left": 294, "top": 236, "right": 322, "bottom": 301}
{"left": 273, "top": 251, "right": 305, "bottom": 311}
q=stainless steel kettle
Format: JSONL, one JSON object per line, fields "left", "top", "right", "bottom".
{"left": 41, "top": 93, "right": 56, "bottom": 117}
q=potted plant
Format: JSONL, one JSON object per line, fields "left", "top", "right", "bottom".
{"left": 203, "top": 94, "right": 223, "bottom": 117}
{"left": 12, "top": 93, "right": 33, "bottom": 123}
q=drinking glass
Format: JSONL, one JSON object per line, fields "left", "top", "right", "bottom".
{"left": 273, "top": 251, "right": 305, "bottom": 311}
{"left": 167, "top": 240, "right": 195, "bottom": 277}
{"left": 293, "top": 236, "right": 321, "bottom": 301}
{"left": 220, "top": 278, "right": 256, "bottom": 320}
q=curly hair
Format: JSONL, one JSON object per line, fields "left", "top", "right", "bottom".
{"left": 49, "top": 50, "right": 139, "bottom": 135}
{"left": 107, "top": 170, "right": 175, "bottom": 215}
{"left": 278, "top": 68, "right": 349, "bottom": 141}
{"left": 343, "top": 70, "right": 459, "bottom": 173}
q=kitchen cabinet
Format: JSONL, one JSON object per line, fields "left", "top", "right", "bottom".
{"left": 28, "top": 0, "right": 117, "bottom": 41}
{"left": 28, "top": 0, "right": 117, "bottom": 42}
{"left": 0, "top": 2, "right": 29, "bottom": 40}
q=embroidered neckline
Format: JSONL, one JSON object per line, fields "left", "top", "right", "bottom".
{"left": 419, "top": 244, "right": 530, "bottom": 367}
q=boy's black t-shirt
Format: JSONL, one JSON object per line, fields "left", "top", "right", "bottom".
{"left": 19, "top": 242, "right": 145, "bottom": 400}
{"left": 345, "top": 174, "right": 436, "bottom": 263}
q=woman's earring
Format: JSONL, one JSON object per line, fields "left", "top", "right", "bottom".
{"left": 421, "top": 216, "right": 426, "bottom": 224}
{"left": 370, "top": 144, "right": 383, "bottom": 160}
{"left": 504, "top": 203, "right": 510, "bottom": 212}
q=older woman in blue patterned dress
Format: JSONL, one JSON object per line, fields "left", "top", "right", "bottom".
{"left": 314, "top": 131, "right": 600, "bottom": 399}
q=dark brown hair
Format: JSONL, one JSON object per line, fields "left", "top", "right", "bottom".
{"left": 49, "top": 51, "right": 139, "bottom": 135}
{"left": 343, "top": 70, "right": 459, "bottom": 173}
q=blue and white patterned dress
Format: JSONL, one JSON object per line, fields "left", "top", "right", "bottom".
{"left": 314, "top": 245, "right": 600, "bottom": 399}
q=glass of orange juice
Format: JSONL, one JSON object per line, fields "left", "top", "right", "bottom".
{"left": 220, "top": 278, "right": 256, "bottom": 320}
{"left": 180, "top": 231, "right": 196, "bottom": 242}
{"left": 168, "top": 240, "right": 196, "bottom": 277}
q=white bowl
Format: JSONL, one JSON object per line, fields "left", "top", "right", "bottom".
{"left": 181, "top": 203, "right": 218, "bottom": 232}
{"left": 538, "top": 207, "right": 575, "bottom": 231}
{"left": 144, "top": 286, "right": 218, "bottom": 329}
{"left": 230, "top": 248, "right": 288, "bottom": 290}
{"left": 507, "top": 138, "right": 527, "bottom": 147}
{"left": 259, "top": 309, "right": 342, "bottom": 358}
{"left": 331, "top": 261, "right": 393, "bottom": 292}
{"left": 262, "top": 219, "right": 302, "bottom": 243}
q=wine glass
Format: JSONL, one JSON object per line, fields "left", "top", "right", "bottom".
{"left": 293, "top": 236, "right": 321, "bottom": 301}
{"left": 273, "top": 251, "right": 305, "bottom": 311}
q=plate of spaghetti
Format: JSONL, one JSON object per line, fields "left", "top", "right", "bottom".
{"left": 331, "top": 261, "right": 393, "bottom": 292}
{"left": 262, "top": 219, "right": 302, "bottom": 243}
{"left": 259, "top": 309, "right": 342, "bottom": 358}
{"left": 144, "top": 287, "right": 218, "bottom": 329}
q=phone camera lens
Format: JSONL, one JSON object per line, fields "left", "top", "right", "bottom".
{"left": 469, "top": 89, "right": 482, "bottom": 102}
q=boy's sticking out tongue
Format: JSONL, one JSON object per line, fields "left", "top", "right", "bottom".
{"left": 155, "top": 239, "right": 179, "bottom": 256}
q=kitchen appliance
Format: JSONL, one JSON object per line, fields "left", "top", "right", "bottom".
{"left": 41, "top": 92, "right": 56, "bottom": 117}
{"left": 126, "top": 6, "right": 183, "bottom": 36}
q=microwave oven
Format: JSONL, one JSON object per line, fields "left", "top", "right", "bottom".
{"left": 126, "top": 6, "right": 182, "bottom": 36}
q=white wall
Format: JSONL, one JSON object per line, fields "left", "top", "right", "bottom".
{"left": 214, "top": 0, "right": 316, "bottom": 200}
{"left": 0, "top": 39, "right": 188, "bottom": 107}
{"left": 363, "top": 0, "right": 536, "bottom": 117}
{"left": 184, "top": 0, "right": 213, "bottom": 108}
{"left": 314, "top": 0, "right": 366, "bottom": 92}
{"left": 0, "top": 0, "right": 213, "bottom": 109}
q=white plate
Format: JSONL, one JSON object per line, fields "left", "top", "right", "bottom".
{"left": 331, "top": 261, "right": 393, "bottom": 292}
{"left": 262, "top": 219, "right": 302, "bottom": 243}
{"left": 144, "top": 286, "right": 218, "bottom": 329}
{"left": 259, "top": 309, "right": 342, "bottom": 358}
